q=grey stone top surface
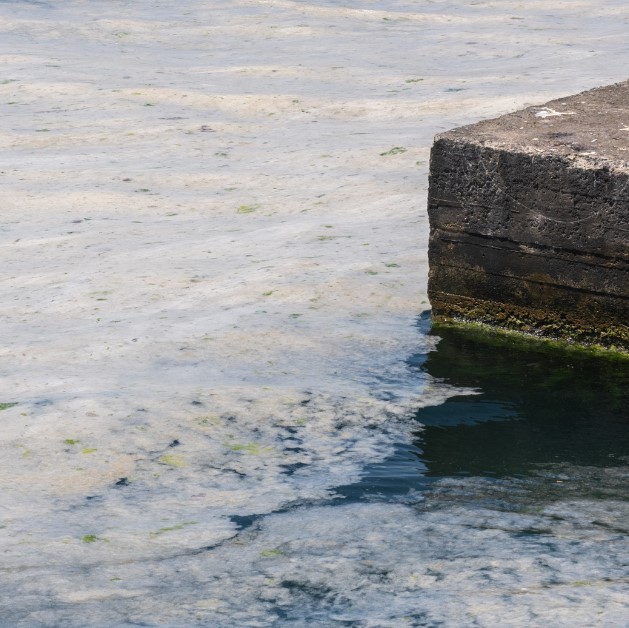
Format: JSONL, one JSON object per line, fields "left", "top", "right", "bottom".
{"left": 438, "top": 80, "right": 629, "bottom": 172}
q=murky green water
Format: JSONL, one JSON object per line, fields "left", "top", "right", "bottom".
{"left": 340, "top": 320, "right": 629, "bottom": 506}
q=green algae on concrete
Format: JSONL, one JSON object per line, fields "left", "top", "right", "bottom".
{"left": 431, "top": 319, "right": 629, "bottom": 363}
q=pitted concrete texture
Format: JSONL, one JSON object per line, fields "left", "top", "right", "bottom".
{"left": 427, "top": 80, "right": 629, "bottom": 352}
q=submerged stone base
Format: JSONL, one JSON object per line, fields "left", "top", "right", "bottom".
{"left": 427, "top": 80, "right": 629, "bottom": 353}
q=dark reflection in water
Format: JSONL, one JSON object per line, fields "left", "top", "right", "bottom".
{"left": 337, "top": 320, "right": 629, "bottom": 502}
{"left": 417, "top": 325, "right": 629, "bottom": 476}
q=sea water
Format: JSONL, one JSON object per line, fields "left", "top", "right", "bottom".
{"left": 0, "top": 0, "right": 627, "bottom": 625}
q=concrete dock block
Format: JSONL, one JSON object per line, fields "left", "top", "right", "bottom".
{"left": 427, "top": 80, "right": 629, "bottom": 352}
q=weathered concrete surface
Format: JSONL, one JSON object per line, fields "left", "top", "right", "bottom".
{"left": 427, "top": 80, "right": 629, "bottom": 352}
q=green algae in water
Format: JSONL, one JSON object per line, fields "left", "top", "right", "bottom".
{"left": 260, "top": 548, "right": 284, "bottom": 558}
{"left": 379, "top": 146, "right": 407, "bottom": 156}
{"left": 228, "top": 442, "right": 273, "bottom": 455}
{"left": 158, "top": 453, "right": 188, "bottom": 468}
{"left": 149, "top": 521, "right": 197, "bottom": 538}
{"left": 237, "top": 204, "right": 259, "bottom": 214}
{"left": 195, "top": 415, "right": 220, "bottom": 427}
{"left": 0, "top": 402, "right": 18, "bottom": 411}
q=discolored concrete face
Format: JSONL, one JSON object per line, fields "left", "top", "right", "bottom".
{"left": 427, "top": 81, "right": 629, "bottom": 352}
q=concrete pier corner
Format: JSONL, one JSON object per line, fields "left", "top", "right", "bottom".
{"left": 427, "top": 80, "right": 629, "bottom": 354}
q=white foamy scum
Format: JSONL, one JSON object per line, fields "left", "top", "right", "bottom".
{"left": 0, "top": 1, "right": 628, "bottom": 625}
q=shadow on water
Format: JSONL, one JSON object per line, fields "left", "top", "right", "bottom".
{"left": 336, "top": 317, "right": 629, "bottom": 503}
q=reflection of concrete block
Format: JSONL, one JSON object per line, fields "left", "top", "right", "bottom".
{"left": 427, "top": 80, "right": 629, "bottom": 352}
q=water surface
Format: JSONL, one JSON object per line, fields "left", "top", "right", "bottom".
{"left": 342, "top": 322, "right": 629, "bottom": 505}
{"left": 1, "top": 0, "right": 628, "bottom": 625}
